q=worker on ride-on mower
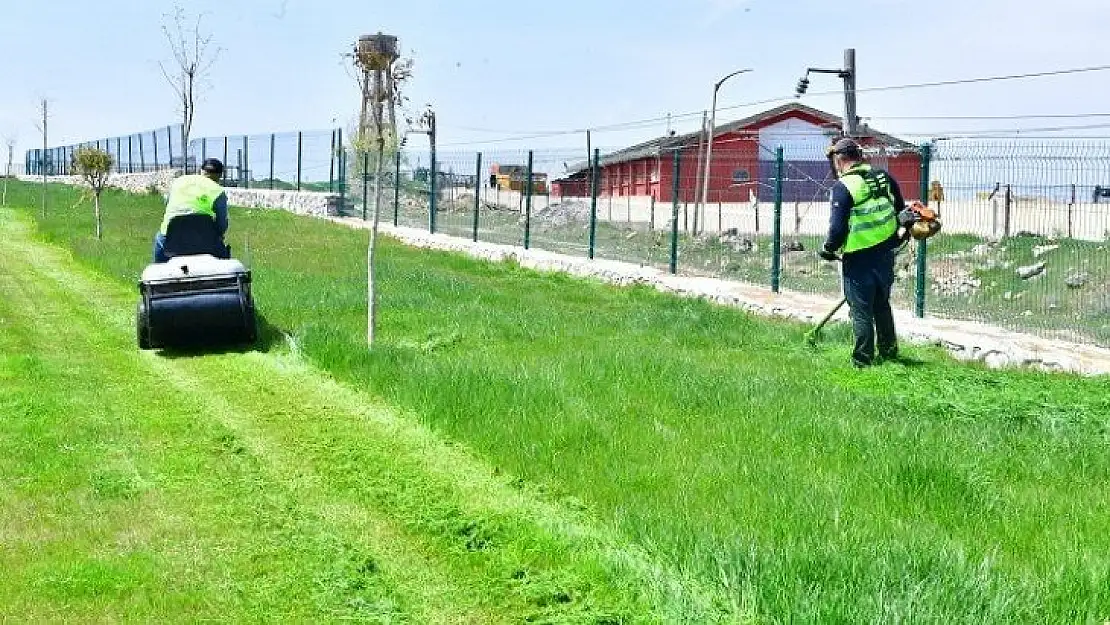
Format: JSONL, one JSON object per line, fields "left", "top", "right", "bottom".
{"left": 152, "top": 158, "right": 230, "bottom": 263}
{"left": 818, "top": 138, "right": 905, "bottom": 368}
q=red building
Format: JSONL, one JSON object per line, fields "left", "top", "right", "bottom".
{"left": 552, "top": 103, "right": 923, "bottom": 204}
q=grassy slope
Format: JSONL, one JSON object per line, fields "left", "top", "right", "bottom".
{"left": 7, "top": 181, "right": 1110, "bottom": 623}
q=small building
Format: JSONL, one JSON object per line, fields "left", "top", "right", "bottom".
{"left": 551, "top": 103, "right": 923, "bottom": 203}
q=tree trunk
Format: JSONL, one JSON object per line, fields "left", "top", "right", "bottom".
{"left": 94, "top": 193, "right": 102, "bottom": 240}
{"left": 367, "top": 68, "right": 387, "bottom": 347}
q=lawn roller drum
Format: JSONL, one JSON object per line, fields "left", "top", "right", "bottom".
{"left": 136, "top": 213, "right": 257, "bottom": 350}
{"left": 136, "top": 255, "right": 257, "bottom": 350}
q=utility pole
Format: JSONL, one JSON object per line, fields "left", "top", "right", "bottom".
{"left": 843, "top": 48, "right": 858, "bottom": 136}
{"left": 586, "top": 129, "right": 591, "bottom": 176}
{"left": 692, "top": 110, "right": 708, "bottom": 234}
{"left": 698, "top": 69, "right": 752, "bottom": 221}
{"left": 796, "top": 47, "right": 858, "bottom": 137}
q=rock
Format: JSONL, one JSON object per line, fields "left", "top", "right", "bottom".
{"left": 1046, "top": 297, "right": 1061, "bottom": 311}
{"left": 782, "top": 240, "right": 805, "bottom": 253}
{"left": 1002, "top": 291, "right": 1013, "bottom": 301}
{"left": 1017, "top": 262, "right": 1046, "bottom": 280}
{"left": 985, "top": 351, "right": 1010, "bottom": 369}
{"left": 1033, "top": 244, "right": 1060, "bottom": 258}
{"left": 728, "top": 238, "right": 755, "bottom": 254}
{"left": 1066, "top": 272, "right": 1089, "bottom": 289}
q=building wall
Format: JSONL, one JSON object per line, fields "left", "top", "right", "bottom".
{"left": 556, "top": 110, "right": 922, "bottom": 205}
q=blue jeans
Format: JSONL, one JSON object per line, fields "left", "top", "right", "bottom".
{"left": 842, "top": 248, "right": 898, "bottom": 367}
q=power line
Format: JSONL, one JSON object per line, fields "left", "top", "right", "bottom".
{"left": 868, "top": 113, "right": 1110, "bottom": 121}
{"left": 897, "top": 122, "right": 1110, "bottom": 136}
{"left": 437, "top": 63, "right": 1110, "bottom": 147}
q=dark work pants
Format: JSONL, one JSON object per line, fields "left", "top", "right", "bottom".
{"left": 841, "top": 248, "right": 898, "bottom": 367}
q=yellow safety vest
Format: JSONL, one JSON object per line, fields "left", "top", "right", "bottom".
{"left": 838, "top": 164, "right": 898, "bottom": 254}
{"left": 159, "top": 174, "right": 224, "bottom": 235}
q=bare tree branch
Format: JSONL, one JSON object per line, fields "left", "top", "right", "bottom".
{"left": 159, "top": 3, "right": 219, "bottom": 170}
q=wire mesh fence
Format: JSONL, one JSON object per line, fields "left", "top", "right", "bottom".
{"left": 188, "top": 129, "right": 342, "bottom": 191}
{"left": 21, "top": 120, "right": 1110, "bottom": 348}
{"left": 25, "top": 124, "right": 187, "bottom": 175}
{"left": 335, "top": 137, "right": 1110, "bottom": 348}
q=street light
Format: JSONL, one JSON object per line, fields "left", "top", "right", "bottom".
{"left": 698, "top": 68, "right": 753, "bottom": 228}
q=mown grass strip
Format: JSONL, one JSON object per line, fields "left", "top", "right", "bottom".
{"left": 8, "top": 180, "right": 1110, "bottom": 622}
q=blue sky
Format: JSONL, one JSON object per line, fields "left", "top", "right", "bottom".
{"left": 2, "top": 0, "right": 1108, "bottom": 161}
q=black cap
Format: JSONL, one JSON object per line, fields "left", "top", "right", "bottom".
{"left": 201, "top": 158, "right": 224, "bottom": 176}
{"left": 828, "top": 138, "right": 863, "bottom": 160}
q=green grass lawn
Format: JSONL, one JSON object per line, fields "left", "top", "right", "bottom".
{"left": 6, "top": 180, "right": 1110, "bottom": 623}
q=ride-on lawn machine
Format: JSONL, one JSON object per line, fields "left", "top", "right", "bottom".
{"left": 136, "top": 213, "right": 257, "bottom": 350}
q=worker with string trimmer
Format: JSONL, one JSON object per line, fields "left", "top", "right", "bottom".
{"left": 810, "top": 138, "right": 940, "bottom": 367}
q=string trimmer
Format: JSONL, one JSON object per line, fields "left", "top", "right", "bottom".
{"left": 803, "top": 200, "right": 941, "bottom": 347}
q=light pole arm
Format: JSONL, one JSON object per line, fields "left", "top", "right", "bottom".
{"left": 698, "top": 68, "right": 752, "bottom": 226}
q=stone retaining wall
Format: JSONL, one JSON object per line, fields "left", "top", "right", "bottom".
{"left": 18, "top": 171, "right": 339, "bottom": 217}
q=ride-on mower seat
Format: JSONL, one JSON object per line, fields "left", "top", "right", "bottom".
{"left": 162, "top": 212, "right": 230, "bottom": 259}
{"left": 136, "top": 215, "right": 255, "bottom": 350}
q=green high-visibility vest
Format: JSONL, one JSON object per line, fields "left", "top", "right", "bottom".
{"left": 159, "top": 174, "right": 224, "bottom": 235}
{"left": 838, "top": 163, "right": 898, "bottom": 254}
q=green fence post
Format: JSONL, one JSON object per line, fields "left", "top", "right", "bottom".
{"left": 243, "top": 135, "right": 250, "bottom": 189}
{"left": 139, "top": 134, "right": 146, "bottom": 172}
{"left": 589, "top": 148, "right": 600, "bottom": 259}
{"left": 338, "top": 129, "right": 346, "bottom": 214}
{"left": 363, "top": 151, "right": 370, "bottom": 220}
{"left": 223, "top": 136, "right": 229, "bottom": 184}
{"left": 201, "top": 137, "right": 207, "bottom": 166}
{"left": 524, "top": 150, "right": 534, "bottom": 249}
{"left": 393, "top": 149, "right": 401, "bottom": 226}
{"left": 915, "top": 142, "right": 932, "bottom": 318}
{"left": 152, "top": 131, "right": 159, "bottom": 170}
{"left": 670, "top": 149, "right": 681, "bottom": 274}
{"left": 771, "top": 146, "right": 784, "bottom": 293}
{"left": 167, "top": 125, "right": 175, "bottom": 171}
{"left": 128, "top": 136, "right": 134, "bottom": 173}
{"left": 473, "top": 152, "right": 482, "bottom": 242}
{"left": 1003, "top": 184, "right": 1012, "bottom": 239}
{"left": 269, "top": 133, "right": 276, "bottom": 190}
{"left": 296, "top": 132, "right": 303, "bottom": 191}
{"left": 329, "top": 129, "right": 336, "bottom": 193}
{"left": 429, "top": 129, "right": 437, "bottom": 234}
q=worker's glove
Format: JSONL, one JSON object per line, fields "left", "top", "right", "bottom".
{"left": 818, "top": 246, "right": 839, "bottom": 262}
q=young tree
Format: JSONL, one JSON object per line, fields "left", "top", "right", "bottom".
{"left": 34, "top": 98, "right": 50, "bottom": 217}
{"left": 345, "top": 38, "right": 418, "bottom": 347}
{"left": 72, "top": 146, "right": 114, "bottom": 240}
{"left": 159, "top": 4, "right": 219, "bottom": 171}
{"left": 2, "top": 133, "right": 15, "bottom": 208}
